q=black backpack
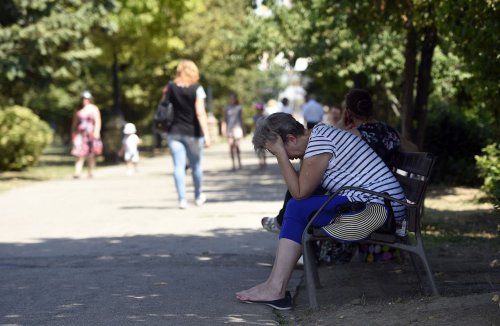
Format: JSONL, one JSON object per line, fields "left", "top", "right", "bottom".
{"left": 154, "top": 82, "right": 174, "bottom": 132}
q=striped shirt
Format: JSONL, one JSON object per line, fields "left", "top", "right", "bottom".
{"left": 304, "top": 123, "right": 406, "bottom": 221}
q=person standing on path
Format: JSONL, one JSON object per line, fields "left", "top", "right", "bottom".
{"left": 71, "top": 90, "right": 102, "bottom": 178}
{"left": 221, "top": 92, "right": 244, "bottom": 170}
{"left": 302, "top": 94, "right": 324, "bottom": 129}
{"left": 118, "top": 123, "right": 142, "bottom": 176}
{"left": 164, "top": 60, "right": 211, "bottom": 209}
{"left": 253, "top": 102, "right": 267, "bottom": 168}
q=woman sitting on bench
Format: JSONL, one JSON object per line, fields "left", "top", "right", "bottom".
{"left": 236, "top": 112, "right": 406, "bottom": 310}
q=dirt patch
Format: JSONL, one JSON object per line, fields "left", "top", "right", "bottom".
{"left": 289, "top": 187, "right": 500, "bottom": 325}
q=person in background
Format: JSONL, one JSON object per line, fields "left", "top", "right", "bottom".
{"left": 253, "top": 102, "right": 267, "bottom": 168}
{"left": 280, "top": 98, "right": 293, "bottom": 115}
{"left": 265, "top": 99, "right": 280, "bottom": 116}
{"left": 164, "top": 60, "right": 211, "bottom": 209}
{"left": 222, "top": 92, "right": 244, "bottom": 170}
{"left": 302, "top": 94, "right": 324, "bottom": 129}
{"left": 327, "top": 106, "right": 342, "bottom": 127}
{"left": 338, "top": 88, "right": 418, "bottom": 165}
{"left": 118, "top": 123, "right": 142, "bottom": 176}
{"left": 71, "top": 90, "right": 102, "bottom": 179}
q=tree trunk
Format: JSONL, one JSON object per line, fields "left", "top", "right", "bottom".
{"left": 401, "top": 23, "right": 417, "bottom": 143}
{"left": 112, "top": 51, "right": 122, "bottom": 115}
{"left": 414, "top": 24, "right": 438, "bottom": 150}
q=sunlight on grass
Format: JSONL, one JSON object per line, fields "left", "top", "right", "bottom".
{"left": 425, "top": 186, "right": 494, "bottom": 211}
{"left": 0, "top": 144, "right": 102, "bottom": 192}
{"left": 421, "top": 186, "right": 499, "bottom": 247}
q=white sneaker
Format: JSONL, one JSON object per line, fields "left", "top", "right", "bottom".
{"left": 195, "top": 193, "right": 206, "bottom": 206}
{"left": 179, "top": 200, "right": 188, "bottom": 209}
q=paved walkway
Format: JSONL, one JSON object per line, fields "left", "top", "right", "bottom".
{"left": 0, "top": 138, "right": 302, "bottom": 325}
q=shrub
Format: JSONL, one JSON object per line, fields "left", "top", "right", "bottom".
{"left": 423, "top": 110, "right": 492, "bottom": 186}
{"left": 0, "top": 106, "right": 53, "bottom": 171}
{"left": 475, "top": 143, "right": 500, "bottom": 209}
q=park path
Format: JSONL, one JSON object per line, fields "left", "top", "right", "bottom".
{"left": 0, "top": 138, "right": 302, "bottom": 325}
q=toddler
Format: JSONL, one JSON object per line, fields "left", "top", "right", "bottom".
{"left": 119, "top": 123, "right": 142, "bottom": 175}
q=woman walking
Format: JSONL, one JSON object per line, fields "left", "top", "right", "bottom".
{"left": 164, "top": 60, "right": 211, "bottom": 209}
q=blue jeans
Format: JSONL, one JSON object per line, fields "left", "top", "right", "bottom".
{"left": 167, "top": 134, "right": 204, "bottom": 201}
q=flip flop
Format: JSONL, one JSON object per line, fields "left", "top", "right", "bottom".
{"left": 241, "top": 291, "right": 293, "bottom": 310}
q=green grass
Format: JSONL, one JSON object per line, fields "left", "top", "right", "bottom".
{"left": 0, "top": 144, "right": 109, "bottom": 191}
{"left": 0, "top": 145, "right": 75, "bottom": 192}
{"left": 0, "top": 136, "right": 166, "bottom": 192}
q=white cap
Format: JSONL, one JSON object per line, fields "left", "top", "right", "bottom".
{"left": 123, "top": 123, "right": 137, "bottom": 134}
{"left": 80, "top": 90, "right": 93, "bottom": 99}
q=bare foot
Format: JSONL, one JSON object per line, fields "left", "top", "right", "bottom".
{"left": 236, "top": 283, "right": 283, "bottom": 302}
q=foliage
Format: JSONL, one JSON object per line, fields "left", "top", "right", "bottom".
{"left": 0, "top": 0, "right": 118, "bottom": 104}
{"left": 0, "top": 106, "right": 53, "bottom": 171}
{"left": 475, "top": 143, "right": 500, "bottom": 209}
{"left": 90, "top": 0, "right": 189, "bottom": 130}
{"left": 0, "top": 0, "right": 498, "bottom": 185}
{"left": 423, "top": 108, "right": 493, "bottom": 186}
{"left": 436, "top": 0, "right": 500, "bottom": 125}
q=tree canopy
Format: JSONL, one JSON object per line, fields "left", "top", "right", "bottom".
{"left": 0, "top": 0, "right": 498, "bottom": 183}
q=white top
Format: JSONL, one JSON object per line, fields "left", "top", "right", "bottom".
{"left": 196, "top": 86, "right": 207, "bottom": 99}
{"left": 302, "top": 99, "right": 324, "bottom": 123}
{"left": 123, "top": 134, "right": 140, "bottom": 155}
{"left": 304, "top": 123, "right": 406, "bottom": 221}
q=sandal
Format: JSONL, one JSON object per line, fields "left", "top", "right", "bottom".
{"left": 241, "top": 291, "right": 292, "bottom": 310}
{"left": 261, "top": 217, "right": 281, "bottom": 234}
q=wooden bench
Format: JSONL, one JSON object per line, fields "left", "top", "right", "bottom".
{"left": 301, "top": 152, "right": 438, "bottom": 310}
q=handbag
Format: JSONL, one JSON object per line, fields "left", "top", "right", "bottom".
{"left": 154, "top": 82, "right": 174, "bottom": 132}
{"left": 92, "top": 138, "right": 103, "bottom": 156}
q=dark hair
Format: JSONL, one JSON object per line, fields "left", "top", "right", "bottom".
{"left": 229, "top": 91, "right": 239, "bottom": 105}
{"left": 345, "top": 88, "right": 373, "bottom": 118}
{"left": 281, "top": 97, "right": 289, "bottom": 106}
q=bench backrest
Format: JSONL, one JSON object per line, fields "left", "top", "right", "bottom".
{"left": 391, "top": 152, "right": 436, "bottom": 233}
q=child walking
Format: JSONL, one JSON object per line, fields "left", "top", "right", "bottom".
{"left": 119, "top": 123, "right": 142, "bottom": 175}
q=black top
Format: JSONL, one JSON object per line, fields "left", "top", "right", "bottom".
{"left": 168, "top": 82, "right": 203, "bottom": 137}
{"left": 357, "top": 121, "right": 401, "bottom": 165}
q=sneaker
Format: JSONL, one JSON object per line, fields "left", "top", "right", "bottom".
{"left": 261, "top": 217, "right": 281, "bottom": 234}
{"left": 195, "top": 193, "right": 206, "bottom": 206}
{"left": 179, "top": 200, "right": 188, "bottom": 209}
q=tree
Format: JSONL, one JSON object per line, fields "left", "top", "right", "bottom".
{"left": 90, "top": 0, "right": 188, "bottom": 120}
{"left": 0, "top": 0, "right": 117, "bottom": 105}
{"left": 174, "top": 0, "right": 273, "bottom": 121}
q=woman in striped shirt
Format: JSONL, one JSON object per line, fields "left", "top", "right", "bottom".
{"left": 236, "top": 112, "right": 405, "bottom": 310}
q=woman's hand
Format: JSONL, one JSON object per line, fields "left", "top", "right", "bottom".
{"left": 265, "top": 133, "right": 286, "bottom": 157}
{"left": 204, "top": 137, "right": 211, "bottom": 148}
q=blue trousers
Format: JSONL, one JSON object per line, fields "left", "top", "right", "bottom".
{"left": 279, "top": 195, "right": 350, "bottom": 244}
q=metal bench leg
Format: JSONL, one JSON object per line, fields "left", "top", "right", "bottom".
{"left": 414, "top": 235, "right": 439, "bottom": 296}
{"left": 303, "top": 238, "right": 320, "bottom": 309}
